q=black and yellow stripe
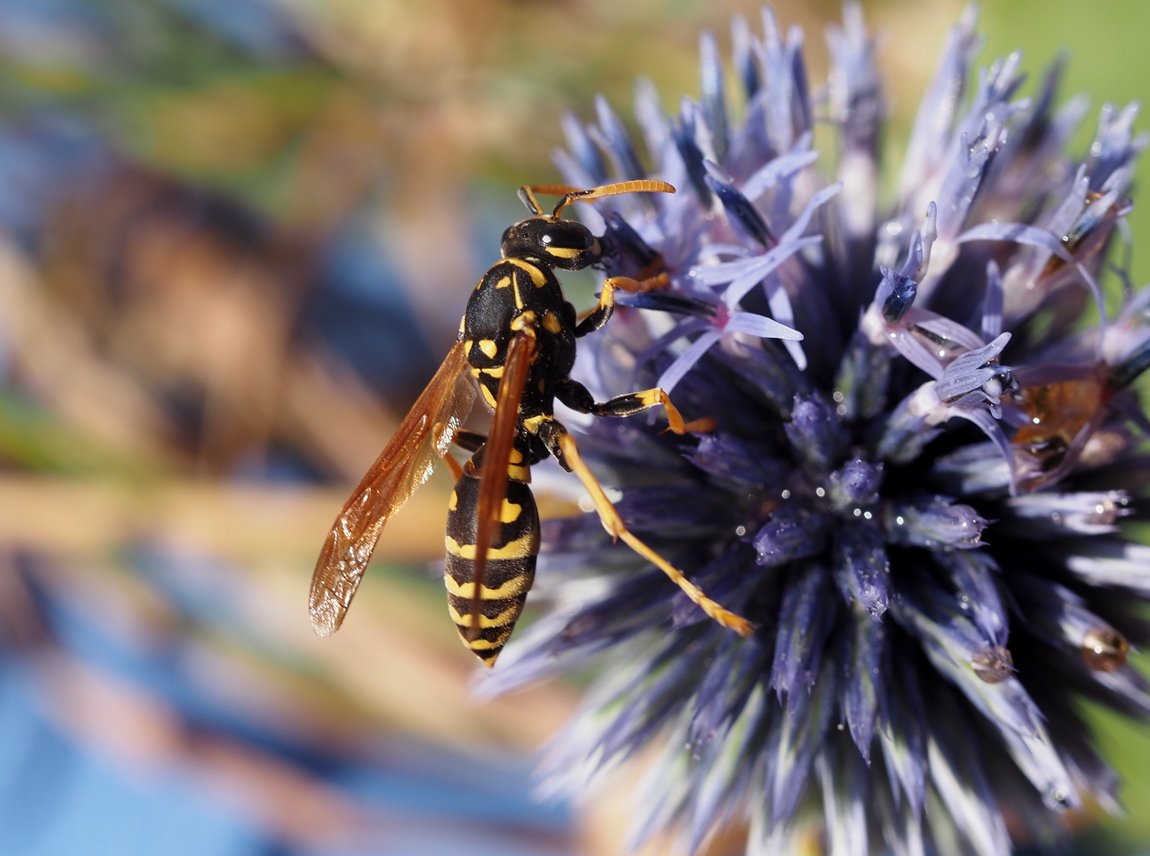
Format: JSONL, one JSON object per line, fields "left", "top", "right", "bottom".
{"left": 444, "top": 459, "right": 540, "bottom": 665}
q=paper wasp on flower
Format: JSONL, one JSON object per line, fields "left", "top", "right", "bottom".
{"left": 309, "top": 180, "right": 753, "bottom": 664}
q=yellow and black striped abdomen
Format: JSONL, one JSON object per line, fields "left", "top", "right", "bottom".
{"left": 444, "top": 469, "right": 540, "bottom": 665}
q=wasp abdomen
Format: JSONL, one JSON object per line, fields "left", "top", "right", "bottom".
{"left": 444, "top": 467, "right": 540, "bottom": 665}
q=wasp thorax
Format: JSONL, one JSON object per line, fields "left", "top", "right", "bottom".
{"left": 501, "top": 217, "right": 602, "bottom": 270}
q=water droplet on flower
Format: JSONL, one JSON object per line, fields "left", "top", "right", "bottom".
{"left": 815, "top": 486, "right": 826, "bottom": 498}
{"left": 972, "top": 645, "right": 1014, "bottom": 683}
{"left": 1086, "top": 499, "right": 1120, "bottom": 526}
{"left": 735, "top": 525, "right": 747, "bottom": 537}
{"left": 1081, "top": 626, "right": 1129, "bottom": 672}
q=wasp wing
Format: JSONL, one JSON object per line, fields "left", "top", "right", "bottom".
{"left": 464, "top": 330, "right": 535, "bottom": 638}
{"left": 310, "top": 340, "right": 475, "bottom": 636}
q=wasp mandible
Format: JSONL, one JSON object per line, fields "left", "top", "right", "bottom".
{"left": 309, "top": 180, "right": 753, "bottom": 665}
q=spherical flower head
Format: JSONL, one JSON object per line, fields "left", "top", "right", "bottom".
{"left": 482, "top": 6, "right": 1150, "bottom": 854}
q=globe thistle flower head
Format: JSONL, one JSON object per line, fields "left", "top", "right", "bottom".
{"left": 482, "top": 6, "right": 1150, "bottom": 854}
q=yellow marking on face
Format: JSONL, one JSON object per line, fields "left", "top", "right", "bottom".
{"left": 443, "top": 565, "right": 532, "bottom": 598}
{"left": 478, "top": 339, "right": 498, "bottom": 359}
{"left": 505, "top": 257, "right": 547, "bottom": 287}
{"left": 542, "top": 310, "right": 562, "bottom": 334}
{"left": 495, "top": 275, "right": 511, "bottom": 289}
{"left": 545, "top": 245, "right": 581, "bottom": 259}
{"left": 447, "top": 602, "right": 520, "bottom": 629}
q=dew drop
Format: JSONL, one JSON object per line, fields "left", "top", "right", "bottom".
{"left": 815, "top": 486, "right": 826, "bottom": 498}
{"left": 1086, "top": 499, "right": 1119, "bottom": 526}
{"left": 971, "top": 645, "right": 1014, "bottom": 683}
{"left": 1082, "top": 626, "right": 1129, "bottom": 672}
{"left": 735, "top": 525, "right": 747, "bottom": 537}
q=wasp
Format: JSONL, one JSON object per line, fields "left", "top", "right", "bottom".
{"left": 310, "top": 180, "right": 753, "bottom": 665}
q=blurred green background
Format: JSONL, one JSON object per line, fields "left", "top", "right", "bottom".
{"left": 0, "top": 0, "right": 1148, "bottom": 853}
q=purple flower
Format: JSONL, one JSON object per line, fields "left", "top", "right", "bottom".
{"left": 481, "top": 6, "right": 1150, "bottom": 854}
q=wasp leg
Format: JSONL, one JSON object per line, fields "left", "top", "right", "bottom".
{"left": 437, "top": 428, "right": 487, "bottom": 481}
{"left": 555, "top": 379, "right": 712, "bottom": 435}
{"left": 574, "top": 273, "right": 670, "bottom": 338}
{"left": 451, "top": 429, "right": 486, "bottom": 452}
{"left": 538, "top": 421, "right": 753, "bottom": 637}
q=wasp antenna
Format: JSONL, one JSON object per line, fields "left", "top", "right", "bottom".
{"left": 552, "top": 179, "right": 675, "bottom": 218}
{"left": 517, "top": 186, "right": 545, "bottom": 216}
{"left": 518, "top": 183, "right": 585, "bottom": 215}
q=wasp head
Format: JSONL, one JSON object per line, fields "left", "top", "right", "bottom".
{"left": 500, "top": 217, "right": 602, "bottom": 270}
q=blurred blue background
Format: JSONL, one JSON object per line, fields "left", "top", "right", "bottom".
{"left": 0, "top": 1, "right": 1148, "bottom": 853}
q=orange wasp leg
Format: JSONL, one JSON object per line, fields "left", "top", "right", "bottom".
{"left": 554, "top": 430, "right": 754, "bottom": 637}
